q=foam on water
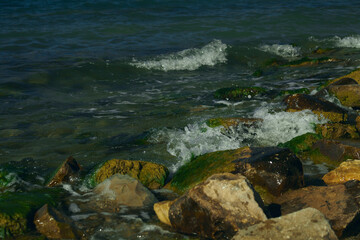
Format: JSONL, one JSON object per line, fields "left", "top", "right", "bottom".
{"left": 334, "top": 35, "right": 360, "bottom": 48}
{"left": 130, "top": 39, "right": 227, "bottom": 71}
{"left": 258, "top": 44, "right": 301, "bottom": 59}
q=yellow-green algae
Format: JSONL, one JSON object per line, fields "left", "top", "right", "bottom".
{"left": 315, "top": 123, "right": 359, "bottom": 139}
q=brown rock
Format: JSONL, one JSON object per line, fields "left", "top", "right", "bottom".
{"left": 275, "top": 182, "right": 360, "bottom": 237}
{"left": 327, "top": 69, "right": 360, "bottom": 86}
{"left": 34, "top": 204, "right": 80, "bottom": 239}
{"left": 168, "top": 173, "right": 268, "bottom": 239}
{"left": 284, "top": 94, "right": 347, "bottom": 122}
{"left": 323, "top": 160, "right": 360, "bottom": 185}
{"left": 328, "top": 84, "right": 360, "bottom": 108}
{"left": 315, "top": 123, "right": 359, "bottom": 139}
{"left": 153, "top": 200, "right": 173, "bottom": 226}
{"left": 232, "top": 208, "right": 338, "bottom": 240}
{"left": 93, "top": 174, "right": 158, "bottom": 208}
{"left": 329, "top": 77, "right": 358, "bottom": 86}
{"left": 47, "top": 156, "right": 81, "bottom": 187}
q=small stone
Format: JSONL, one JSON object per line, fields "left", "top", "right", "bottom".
{"left": 153, "top": 200, "right": 173, "bottom": 226}
{"left": 323, "top": 160, "right": 360, "bottom": 185}
{"left": 47, "top": 156, "right": 81, "bottom": 187}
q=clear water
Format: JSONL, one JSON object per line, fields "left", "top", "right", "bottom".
{"left": 1, "top": 0, "right": 360, "bottom": 238}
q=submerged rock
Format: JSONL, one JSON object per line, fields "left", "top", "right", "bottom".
{"left": 46, "top": 156, "right": 81, "bottom": 187}
{"left": 166, "top": 173, "right": 267, "bottom": 239}
{"left": 275, "top": 181, "right": 360, "bottom": 237}
{"left": 93, "top": 174, "right": 158, "bottom": 209}
{"left": 328, "top": 84, "right": 360, "bottom": 108}
{"left": 34, "top": 204, "right": 80, "bottom": 239}
{"left": 284, "top": 93, "right": 347, "bottom": 122}
{"left": 282, "top": 57, "right": 338, "bottom": 67}
{"left": 315, "top": 123, "right": 359, "bottom": 139}
{"left": 323, "top": 160, "right": 360, "bottom": 185}
{"left": 232, "top": 208, "right": 338, "bottom": 240}
{"left": 166, "top": 147, "right": 304, "bottom": 204}
{"left": 88, "top": 159, "right": 169, "bottom": 189}
{"left": 206, "top": 117, "right": 261, "bottom": 128}
{"left": 214, "top": 86, "right": 266, "bottom": 101}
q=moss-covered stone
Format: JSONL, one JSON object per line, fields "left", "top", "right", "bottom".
{"left": 206, "top": 117, "right": 261, "bottom": 128}
{"left": 278, "top": 133, "right": 322, "bottom": 155}
{"left": 214, "top": 87, "right": 266, "bottom": 101}
{"left": 315, "top": 123, "right": 359, "bottom": 139}
{"left": 87, "top": 159, "right": 169, "bottom": 189}
{"left": 327, "top": 84, "right": 360, "bottom": 108}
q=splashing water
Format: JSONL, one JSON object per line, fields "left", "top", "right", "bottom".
{"left": 258, "top": 44, "right": 301, "bottom": 59}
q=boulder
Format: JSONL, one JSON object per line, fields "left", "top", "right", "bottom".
{"left": 167, "top": 173, "right": 267, "bottom": 239}
{"left": 214, "top": 87, "right": 266, "bottom": 101}
{"left": 326, "top": 69, "right": 360, "bottom": 86}
{"left": 93, "top": 174, "right": 158, "bottom": 209}
{"left": 284, "top": 94, "right": 347, "bottom": 122}
{"left": 34, "top": 204, "right": 80, "bottom": 239}
{"left": 165, "top": 147, "right": 304, "bottom": 204}
{"left": 315, "top": 123, "right": 359, "bottom": 139}
{"left": 327, "top": 84, "right": 360, "bottom": 108}
{"left": 46, "top": 156, "right": 81, "bottom": 187}
{"left": 88, "top": 159, "right": 169, "bottom": 189}
{"left": 275, "top": 181, "right": 360, "bottom": 237}
{"left": 323, "top": 160, "right": 360, "bottom": 185}
{"left": 232, "top": 208, "right": 338, "bottom": 240}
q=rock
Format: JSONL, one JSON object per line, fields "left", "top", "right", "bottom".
{"left": 34, "top": 204, "right": 80, "bottom": 239}
{"left": 232, "top": 208, "right": 338, "bottom": 240}
{"left": 326, "top": 69, "right": 360, "bottom": 86}
{"left": 153, "top": 200, "right": 173, "bottom": 226}
{"left": 278, "top": 133, "right": 322, "bottom": 155}
{"left": 88, "top": 159, "right": 169, "bottom": 189}
{"left": 166, "top": 147, "right": 304, "bottom": 204}
{"left": 167, "top": 173, "right": 267, "bottom": 239}
{"left": 284, "top": 94, "right": 347, "bottom": 122}
{"left": 279, "top": 88, "right": 310, "bottom": 96}
{"left": 214, "top": 87, "right": 266, "bottom": 101}
{"left": 275, "top": 181, "right": 360, "bottom": 237}
{"left": 328, "top": 84, "right": 360, "bottom": 108}
{"left": 206, "top": 117, "right": 261, "bottom": 128}
{"left": 282, "top": 57, "right": 338, "bottom": 67}
{"left": 329, "top": 77, "right": 358, "bottom": 86}
{"left": 323, "top": 160, "right": 360, "bottom": 185}
{"left": 93, "top": 174, "right": 158, "bottom": 208}
{"left": 46, "top": 156, "right": 81, "bottom": 187}
{"left": 315, "top": 123, "right": 359, "bottom": 139}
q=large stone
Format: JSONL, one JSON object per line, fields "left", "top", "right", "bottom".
{"left": 34, "top": 204, "right": 80, "bottom": 239}
{"left": 323, "top": 160, "right": 360, "bottom": 185}
{"left": 232, "top": 208, "right": 338, "bottom": 240}
{"left": 167, "top": 173, "right": 267, "bottom": 239}
{"left": 275, "top": 181, "right": 360, "bottom": 237}
{"left": 165, "top": 147, "right": 304, "bottom": 204}
{"left": 328, "top": 84, "right": 360, "bottom": 108}
{"left": 46, "top": 156, "right": 81, "bottom": 187}
{"left": 214, "top": 87, "right": 266, "bottom": 101}
{"left": 284, "top": 94, "right": 347, "bottom": 122}
{"left": 93, "top": 174, "right": 158, "bottom": 208}
{"left": 315, "top": 123, "right": 359, "bottom": 139}
{"left": 88, "top": 159, "right": 169, "bottom": 189}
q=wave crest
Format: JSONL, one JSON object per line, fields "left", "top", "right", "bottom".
{"left": 259, "top": 44, "right": 301, "bottom": 59}
{"left": 334, "top": 35, "right": 360, "bottom": 48}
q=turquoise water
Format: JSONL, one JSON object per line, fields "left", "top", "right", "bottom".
{"left": 1, "top": 1, "right": 360, "bottom": 237}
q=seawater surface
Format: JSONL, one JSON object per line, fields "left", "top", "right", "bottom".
{"left": 1, "top": 0, "right": 360, "bottom": 238}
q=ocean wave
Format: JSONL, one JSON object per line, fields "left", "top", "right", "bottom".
{"left": 333, "top": 36, "right": 360, "bottom": 48}
{"left": 130, "top": 39, "right": 228, "bottom": 71}
{"left": 258, "top": 44, "right": 301, "bottom": 59}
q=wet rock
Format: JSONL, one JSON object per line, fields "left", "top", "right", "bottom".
{"left": 153, "top": 200, "right": 173, "bottom": 226}
{"left": 278, "top": 133, "right": 322, "bottom": 155}
{"left": 34, "top": 204, "right": 80, "bottom": 239}
{"left": 315, "top": 123, "right": 359, "bottom": 139}
{"left": 88, "top": 159, "right": 169, "bottom": 189}
{"left": 329, "top": 77, "right": 358, "bottom": 86}
{"left": 275, "top": 182, "right": 360, "bottom": 237}
{"left": 323, "top": 160, "right": 360, "bottom": 185}
{"left": 326, "top": 69, "right": 360, "bottom": 86}
{"left": 284, "top": 94, "right": 347, "bottom": 122}
{"left": 214, "top": 86, "right": 266, "bottom": 101}
{"left": 167, "top": 173, "right": 267, "bottom": 239}
{"left": 232, "top": 208, "right": 338, "bottom": 240}
{"left": 93, "top": 174, "right": 158, "bottom": 209}
{"left": 328, "top": 84, "right": 360, "bottom": 108}
{"left": 206, "top": 117, "right": 261, "bottom": 128}
{"left": 166, "top": 147, "right": 304, "bottom": 204}
{"left": 282, "top": 57, "right": 338, "bottom": 67}
{"left": 46, "top": 156, "right": 81, "bottom": 187}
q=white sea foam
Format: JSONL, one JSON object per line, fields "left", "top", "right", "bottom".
{"left": 69, "top": 203, "right": 81, "bottom": 213}
{"left": 334, "top": 36, "right": 360, "bottom": 48}
{"left": 151, "top": 107, "right": 326, "bottom": 172}
{"left": 130, "top": 39, "right": 227, "bottom": 71}
{"left": 259, "top": 44, "right": 301, "bottom": 59}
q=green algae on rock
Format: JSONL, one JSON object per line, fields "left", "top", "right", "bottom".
{"left": 87, "top": 159, "right": 169, "bottom": 189}
{"left": 327, "top": 84, "right": 360, "bottom": 108}
{"left": 315, "top": 123, "right": 359, "bottom": 139}
{"left": 278, "top": 133, "right": 322, "bottom": 155}
{"left": 46, "top": 156, "right": 81, "bottom": 187}
{"left": 214, "top": 87, "right": 266, "bottom": 101}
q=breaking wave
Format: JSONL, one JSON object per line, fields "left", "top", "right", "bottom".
{"left": 333, "top": 35, "right": 360, "bottom": 48}
{"left": 258, "top": 44, "right": 301, "bottom": 59}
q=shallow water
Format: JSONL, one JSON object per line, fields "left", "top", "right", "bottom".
{"left": 1, "top": 0, "right": 360, "bottom": 238}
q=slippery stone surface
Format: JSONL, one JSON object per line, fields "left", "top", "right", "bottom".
{"left": 323, "top": 160, "right": 360, "bottom": 185}
{"left": 93, "top": 174, "right": 158, "bottom": 208}
{"left": 328, "top": 84, "right": 360, "bottom": 108}
{"left": 46, "top": 156, "right": 81, "bottom": 187}
{"left": 284, "top": 93, "right": 347, "bottom": 122}
{"left": 88, "top": 159, "right": 169, "bottom": 189}
{"left": 168, "top": 173, "right": 267, "bottom": 239}
{"left": 214, "top": 86, "right": 266, "bottom": 101}
{"left": 34, "top": 204, "right": 79, "bottom": 240}
{"left": 232, "top": 208, "right": 338, "bottom": 240}
{"left": 166, "top": 147, "right": 304, "bottom": 204}
{"left": 275, "top": 181, "right": 360, "bottom": 237}
{"left": 316, "top": 123, "right": 359, "bottom": 139}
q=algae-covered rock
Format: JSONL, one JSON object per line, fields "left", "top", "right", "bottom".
{"left": 326, "top": 68, "right": 360, "bottom": 86}
{"left": 278, "top": 133, "right": 322, "bottom": 155}
{"left": 284, "top": 93, "right": 347, "bottom": 122}
{"left": 165, "top": 147, "right": 304, "bottom": 204}
{"left": 46, "top": 156, "right": 81, "bottom": 187}
{"left": 88, "top": 159, "right": 169, "bottom": 189}
{"left": 0, "top": 189, "right": 66, "bottom": 237}
{"left": 328, "top": 84, "right": 360, "bottom": 108}
{"left": 214, "top": 87, "right": 266, "bottom": 101}
{"left": 322, "top": 160, "right": 360, "bottom": 185}
{"left": 206, "top": 117, "right": 261, "bottom": 128}
{"left": 315, "top": 123, "right": 359, "bottom": 139}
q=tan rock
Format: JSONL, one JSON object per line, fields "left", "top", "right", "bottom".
{"left": 328, "top": 84, "right": 360, "bottom": 108}
{"left": 47, "top": 156, "right": 81, "bottom": 187}
{"left": 168, "top": 173, "right": 267, "bottom": 239}
{"left": 153, "top": 200, "right": 173, "bottom": 226}
{"left": 93, "top": 174, "right": 158, "bottom": 208}
{"left": 316, "top": 123, "right": 359, "bottom": 139}
{"left": 232, "top": 208, "right": 338, "bottom": 240}
{"left": 323, "top": 160, "right": 360, "bottom": 185}
{"left": 327, "top": 69, "right": 360, "bottom": 85}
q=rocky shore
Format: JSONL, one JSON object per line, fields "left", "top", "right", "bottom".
{"left": 1, "top": 68, "right": 360, "bottom": 239}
